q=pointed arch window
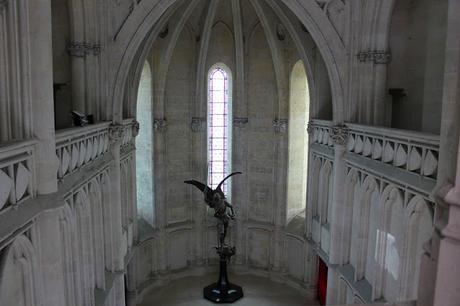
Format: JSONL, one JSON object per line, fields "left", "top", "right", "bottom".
{"left": 208, "top": 65, "right": 232, "bottom": 195}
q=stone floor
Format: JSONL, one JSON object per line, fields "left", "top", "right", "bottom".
{"left": 137, "top": 274, "right": 319, "bottom": 306}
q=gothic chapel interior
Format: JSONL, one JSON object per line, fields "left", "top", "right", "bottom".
{"left": 1, "top": 0, "right": 460, "bottom": 305}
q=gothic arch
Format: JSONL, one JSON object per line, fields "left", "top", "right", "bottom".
{"left": 400, "top": 196, "right": 433, "bottom": 300}
{"left": 319, "top": 160, "right": 333, "bottom": 224}
{"left": 89, "top": 179, "right": 106, "bottom": 289}
{"left": 374, "top": 185, "right": 404, "bottom": 300}
{"left": 58, "top": 203, "right": 82, "bottom": 306}
{"left": 342, "top": 169, "right": 360, "bottom": 263}
{"left": 111, "top": 0, "right": 347, "bottom": 123}
{"left": 308, "top": 157, "right": 322, "bottom": 219}
{"left": 0, "top": 235, "right": 43, "bottom": 306}
{"left": 355, "top": 175, "right": 378, "bottom": 281}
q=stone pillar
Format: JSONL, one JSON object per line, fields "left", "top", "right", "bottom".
{"left": 109, "top": 124, "right": 125, "bottom": 271}
{"left": 272, "top": 119, "right": 288, "bottom": 273}
{"left": 153, "top": 119, "right": 168, "bottom": 272}
{"left": 68, "top": 0, "right": 86, "bottom": 113}
{"left": 328, "top": 125, "right": 350, "bottom": 265}
{"left": 125, "top": 259, "right": 137, "bottom": 306}
{"left": 424, "top": 1, "right": 460, "bottom": 305}
{"left": 433, "top": 5, "right": 460, "bottom": 299}
{"left": 190, "top": 117, "right": 207, "bottom": 266}
{"left": 29, "top": 0, "right": 58, "bottom": 195}
{"left": 356, "top": 51, "right": 391, "bottom": 125}
{"left": 233, "top": 118, "right": 249, "bottom": 265}
{"left": 326, "top": 125, "right": 349, "bottom": 304}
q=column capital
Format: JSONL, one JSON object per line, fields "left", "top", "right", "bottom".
{"left": 191, "top": 117, "right": 206, "bottom": 133}
{"left": 273, "top": 119, "right": 288, "bottom": 134}
{"left": 154, "top": 119, "right": 168, "bottom": 133}
{"left": 357, "top": 50, "right": 391, "bottom": 64}
{"left": 109, "top": 123, "right": 124, "bottom": 144}
{"left": 331, "top": 124, "right": 350, "bottom": 146}
{"left": 132, "top": 120, "right": 140, "bottom": 137}
{"left": 233, "top": 117, "right": 248, "bottom": 129}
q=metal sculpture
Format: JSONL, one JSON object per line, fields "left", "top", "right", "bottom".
{"left": 184, "top": 171, "right": 244, "bottom": 303}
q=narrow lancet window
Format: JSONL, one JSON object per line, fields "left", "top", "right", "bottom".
{"left": 208, "top": 66, "right": 232, "bottom": 195}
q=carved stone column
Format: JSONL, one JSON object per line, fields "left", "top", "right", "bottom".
{"left": 327, "top": 124, "right": 350, "bottom": 304}
{"left": 109, "top": 124, "right": 125, "bottom": 271}
{"left": 271, "top": 119, "right": 288, "bottom": 273}
{"left": 190, "top": 117, "right": 207, "bottom": 266}
{"left": 233, "top": 117, "right": 249, "bottom": 265}
{"left": 153, "top": 118, "right": 168, "bottom": 273}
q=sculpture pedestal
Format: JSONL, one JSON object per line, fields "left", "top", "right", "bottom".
{"left": 203, "top": 257, "right": 243, "bottom": 303}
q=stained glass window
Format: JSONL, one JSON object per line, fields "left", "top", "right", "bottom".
{"left": 208, "top": 67, "right": 231, "bottom": 194}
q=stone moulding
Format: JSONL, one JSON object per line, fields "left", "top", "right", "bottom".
{"left": 191, "top": 117, "right": 206, "bottom": 133}
{"left": 357, "top": 50, "right": 391, "bottom": 64}
{"left": 273, "top": 119, "right": 288, "bottom": 134}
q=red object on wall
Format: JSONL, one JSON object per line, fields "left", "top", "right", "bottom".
{"left": 318, "top": 258, "right": 328, "bottom": 305}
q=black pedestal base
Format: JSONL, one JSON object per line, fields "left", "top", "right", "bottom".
{"left": 203, "top": 254, "right": 243, "bottom": 303}
{"left": 203, "top": 282, "right": 244, "bottom": 303}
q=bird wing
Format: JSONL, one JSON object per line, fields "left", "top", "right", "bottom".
{"left": 184, "top": 180, "right": 209, "bottom": 193}
{"left": 216, "top": 172, "right": 242, "bottom": 195}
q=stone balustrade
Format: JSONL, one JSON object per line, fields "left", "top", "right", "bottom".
{"left": 346, "top": 123, "right": 439, "bottom": 180}
{"left": 309, "top": 120, "right": 440, "bottom": 182}
{"left": 309, "top": 119, "right": 334, "bottom": 148}
{"left": 55, "top": 122, "right": 111, "bottom": 179}
{"left": 0, "top": 139, "right": 37, "bottom": 213}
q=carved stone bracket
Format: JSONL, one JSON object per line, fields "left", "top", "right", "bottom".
{"left": 357, "top": 50, "right": 391, "bottom": 64}
{"left": 109, "top": 124, "right": 124, "bottom": 143}
{"left": 132, "top": 120, "right": 140, "bottom": 137}
{"left": 331, "top": 124, "right": 350, "bottom": 146}
{"left": 233, "top": 117, "right": 248, "bottom": 129}
{"left": 273, "top": 119, "right": 288, "bottom": 134}
{"left": 191, "top": 117, "right": 206, "bottom": 133}
{"left": 307, "top": 122, "right": 314, "bottom": 135}
{"left": 68, "top": 42, "right": 101, "bottom": 57}
{"left": 153, "top": 119, "right": 167, "bottom": 133}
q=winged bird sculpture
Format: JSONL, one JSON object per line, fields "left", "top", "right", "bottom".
{"left": 184, "top": 171, "right": 242, "bottom": 248}
{"left": 185, "top": 171, "right": 244, "bottom": 302}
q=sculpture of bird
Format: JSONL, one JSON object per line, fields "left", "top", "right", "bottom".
{"left": 184, "top": 171, "right": 242, "bottom": 219}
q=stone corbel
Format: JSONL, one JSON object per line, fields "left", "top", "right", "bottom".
{"left": 233, "top": 117, "right": 248, "bottom": 129}
{"left": 357, "top": 50, "right": 391, "bottom": 64}
{"left": 153, "top": 119, "right": 167, "bottom": 133}
{"left": 132, "top": 120, "right": 140, "bottom": 137}
{"left": 306, "top": 122, "right": 314, "bottom": 135}
{"left": 191, "top": 117, "right": 206, "bottom": 133}
{"left": 331, "top": 124, "right": 350, "bottom": 146}
{"left": 109, "top": 124, "right": 124, "bottom": 144}
{"left": 273, "top": 119, "right": 288, "bottom": 134}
